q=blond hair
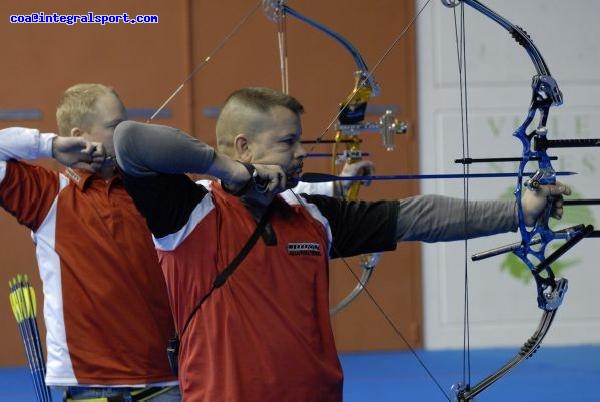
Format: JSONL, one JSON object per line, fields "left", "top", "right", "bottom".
{"left": 56, "top": 83, "right": 124, "bottom": 136}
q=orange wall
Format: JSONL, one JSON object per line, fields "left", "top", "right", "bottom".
{"left": 0, "top": 0, "right": 421, "bottom": 366}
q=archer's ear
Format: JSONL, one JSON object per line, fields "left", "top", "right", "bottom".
{"left": 70, "top": 127, "right": 84, "bottom": 137}
{"left": 233, "top": 134, "right": 252, "bottom": 162}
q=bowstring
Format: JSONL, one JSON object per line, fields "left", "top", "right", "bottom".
{"left": 451, "top": 2, "right": 472, "bottom": 388}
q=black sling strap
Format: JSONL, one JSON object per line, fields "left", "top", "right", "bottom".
{"left": 167, "top": 203, "right": 275, "bottom": 375}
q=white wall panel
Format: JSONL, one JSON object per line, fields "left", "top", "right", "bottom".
{"left": 417, "top": 0, "right": 600, "bottom": 349}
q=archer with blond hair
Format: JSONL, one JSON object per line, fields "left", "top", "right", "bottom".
{"left": 0, "top": 83, "right": 180, "bottom": 401}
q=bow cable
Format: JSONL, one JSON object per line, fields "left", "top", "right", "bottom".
{"left": 147, "top": 1, "right": 262, "bottom": 122}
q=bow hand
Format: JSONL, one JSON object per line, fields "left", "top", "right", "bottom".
{"left": 521, "top": 182, "right": 571, "bottom": 227}
{"left": 338, "top": 160, "right": 375, "bottom": 195}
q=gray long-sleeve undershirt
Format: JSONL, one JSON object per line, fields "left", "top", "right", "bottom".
{"left": 114, "top": 120, "right": 215, "bottom": 177}
{"left": 114, "top": 120, "right": 518, "bottom": 243}
{"left": 396, "top": 194, "right": 517, "bottom": 242}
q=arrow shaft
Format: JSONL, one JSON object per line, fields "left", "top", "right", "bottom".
{"left": 300, "top": 171, "right": 576, "bottom": 183}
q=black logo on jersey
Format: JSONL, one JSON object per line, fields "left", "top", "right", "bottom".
{"left": 287, "top": 242, "right": 321, "bottom": 256}
{"left": 64, "top": 167, "right": 81, "bottom": 183}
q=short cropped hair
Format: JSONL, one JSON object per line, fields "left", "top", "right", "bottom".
{"left": 216, "top": 87, "right": 304, "bottom": 153}
{"left": 56, "top": 83, "right": 124, "bottom": 136}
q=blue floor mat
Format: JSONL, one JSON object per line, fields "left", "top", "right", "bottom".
{"left": 1, "top": 345, "right": 599, "bottom": 401}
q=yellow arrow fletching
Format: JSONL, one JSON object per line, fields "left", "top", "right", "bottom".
{"left": 30, "top": 286, "right": 37, "bottom": 318}
{"left": 9, "top": 291, "right": 20, "bottom": 322}
{"left": 8, "top": 275, "right": 39, "bottom": 322}
{"left": 8, "top": 278, "right": 23, "bottom": 322}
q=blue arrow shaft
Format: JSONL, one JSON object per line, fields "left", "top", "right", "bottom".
{"left": 300, "top": 171, "right": 576, "bottom": 182}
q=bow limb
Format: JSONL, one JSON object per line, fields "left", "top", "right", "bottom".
{"left": 263, "top": 0, "right": 380, "bottom": 96}
{"left": 263, "top": 0, "right": 392, "bottom": 315}
{"left": 457, "top": 225, "right": 589, "bottom": 401}
{"left": 453, "top": 304, "right": 560, "bottom": 401}
{"left": 329, "top": 87, "right": 378, "bottom": 314}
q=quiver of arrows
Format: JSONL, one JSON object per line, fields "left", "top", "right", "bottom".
{"left": 8, "top": 274, "right": 52, "bottom": 401}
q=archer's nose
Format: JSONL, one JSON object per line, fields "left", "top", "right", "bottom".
{"left": 295, "top": 142, "right": 307, "bottom": 160}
